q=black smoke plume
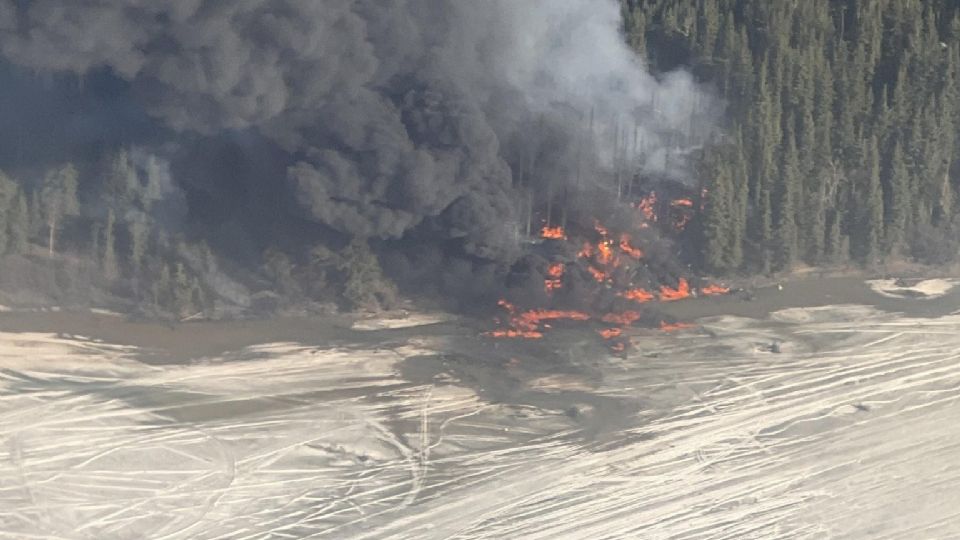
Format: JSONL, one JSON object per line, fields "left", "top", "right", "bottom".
{"left": 0, "top": 0, "right": 715, "bottom": 310}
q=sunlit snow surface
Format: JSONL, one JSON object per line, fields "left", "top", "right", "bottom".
{"left": 3, "top": 304, "right": 960, "bottom": 539}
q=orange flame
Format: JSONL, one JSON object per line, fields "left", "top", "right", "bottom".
{"left": 518, "top": 309, "right": 590, "bottom": 326}
{"left": 488, "top": 329, "right": 544, "bottom": 339}
{"left": 620, "top": 287, "right": 655, "bottom": 303}
{"left": 544, "top": 263, "right": 565, "bottom": 294}
{"left": 578, "top": 221, "right": 645, "bottom": 281}
{"left": 491, "top": 221, "right": 706, "bottom": 341}
{"left": 659, "top": 278, "right": 691, "bottom": 302}
{"left": 598, "top": 327, "right": 622, "bottom": 339}
{"left": 587, "top": 221, "right": 613, "bottom": 264}
{"left": 660, "top": 321, "right": 695, "bottom": 332}
{"left": 597, "top": 240, "right": 615, "bottom": 265}
{"left": 601, "top": 311, "right": 641, "bottom": 326}
{"left": 669, "top": 198, "right": 695, "bottom": 231}
{"left": 541, "top": 225, "right": 567, "bottom": 240}
{"left": 488, "top": 300, "right": 591, "bottom": 339}
{"left": 619, "top": 233, "right": 644, "bottom": 259}
{"left": 587, "top": 265, "right": 609, "bottom": 283}
{"left": 635, "top": 192, "right": 658, "bottom": 222}
{"left": 578, "top": 242, "right": 594, "bottom": 259}
{"left": 700, "top": 283, "right": 729, "bottom": 296}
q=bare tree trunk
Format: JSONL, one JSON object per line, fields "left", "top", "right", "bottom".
{"left": 561, "top": 186, "right": 568, "bottom": 229}
{"left": 614, "top": 117, "right": 622, "bottom": 200}
{"left": 47, "top": 218, "right": 56, "bottom": 257}
{"left": 525, "top": 190, "right": 532, "bottom": 238}
{"left": 575, "top": 130, "right": 583, "bottom": 188}
{"left": 546, "top": 183, "right": 553, "bottom": 227}
{"left": 628, "top": 121, "right": 639, "bottom": 199}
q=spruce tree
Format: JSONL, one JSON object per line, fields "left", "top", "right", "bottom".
{"left": 8, "top": 191, "right": 29, "bottom": 254}
{"left": 623, "top": 8, "right": 647, "bottom": 59}
{"left": 702, "top": 150, "right": 732, "bottom": 272}
{"left": 153, "top": 263, "right": 172, "bottom": 312}
{"left": 104, "top": 150, "right": 136, "bottom": 209}
{"left": 728, "top": 129, "right": 749, "bottom": 269}
{"left": 128, "top": 212, "right": 149, "bottom": 276}
{"left": 774, "top": 132, "right": 799, "bottom": 271}
{"left": 884, "top": 139, "right": 910, "bottom": 253}
{"left": 40, "top": 164, "right": 80, "bottom": 258}
{"left": 853, "top": 136, "right": 884, "bottom": 265}
{"left": 172, "top": 263, "right": 193, "bottom": 318}
{"left": 748, "top": 60, "right": 777, "bottom": 273}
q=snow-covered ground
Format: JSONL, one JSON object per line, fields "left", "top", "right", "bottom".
{"left": 351, "top": 312, "right": 452, "bottom": 330}
{"left": 867, "top": 277, "right": 959, "bottom": 299}
{"left": 2, "top": 302, "right": 960, "bottom": 539}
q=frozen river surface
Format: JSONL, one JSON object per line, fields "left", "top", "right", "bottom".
{"left": 2, "top": 299, "right": 960, "bottom": 538}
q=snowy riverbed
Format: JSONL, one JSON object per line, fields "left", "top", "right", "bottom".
{"left": 867, "top": 277, "right": 959, "bottom": 300}
{"left": 2, "top": 295, "right": 960, "bottom": 538}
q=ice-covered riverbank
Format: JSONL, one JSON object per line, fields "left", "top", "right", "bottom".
{"left": 2, "top": 279, "right": 960, "bottom": 539}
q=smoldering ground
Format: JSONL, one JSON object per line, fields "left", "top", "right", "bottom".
{"left": 0, "top": 0, "right": 715, "bottom": 309}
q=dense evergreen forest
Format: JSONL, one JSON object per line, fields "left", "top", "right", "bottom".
{"left": 622, "top": 0, "right": 960, "bottom": 272}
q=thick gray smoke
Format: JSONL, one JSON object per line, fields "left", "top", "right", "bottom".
{"left": 0, "top": 0, "right": 713, "bottom": 265}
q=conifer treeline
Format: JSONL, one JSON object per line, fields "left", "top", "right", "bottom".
{"left": 623, "top": 0, "right": 960, "bottom": 272}
{"left": 0, "top": 151, "right": 397, "bottom": 316}
{"left": 0, "top": 154, "right": 211, "bottom": 316}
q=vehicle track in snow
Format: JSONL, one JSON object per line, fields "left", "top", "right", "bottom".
{"left": 1, "top": 302, "right": 959, "bottom": 539}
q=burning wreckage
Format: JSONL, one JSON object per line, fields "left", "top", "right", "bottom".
{"left": 488, "top": 179, "right": 729, "bottom": 352}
